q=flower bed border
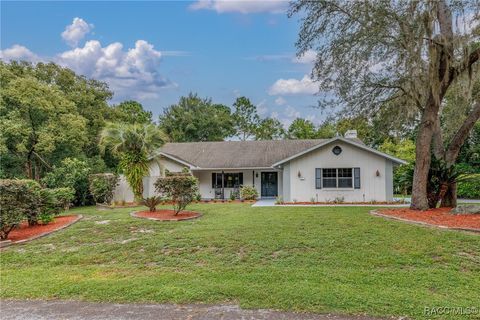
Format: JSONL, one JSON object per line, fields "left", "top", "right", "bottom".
{"left": 130, "top": 210, "right": 202, "bottom": 222}
{"left": 0, "top": 214, "right": 83, "bottom": 248}
{"left": 370, "top": 210, "right": 480, "bottom": 234}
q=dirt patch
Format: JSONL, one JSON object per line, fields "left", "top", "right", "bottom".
{"left": 132, "top": 210, "right": 201, "bottom": 221}
{"left": 373, "top": 208, "right": 480, "bottom": 232}
{"left": 6, "top": 215, "right": 82, "bottom": 243}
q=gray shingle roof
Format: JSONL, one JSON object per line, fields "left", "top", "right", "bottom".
{"left": 155, "top": 138, "right": 365, "bottom": 169}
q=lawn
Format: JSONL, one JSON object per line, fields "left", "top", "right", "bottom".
{"left": 1, "top": 203, "right": 479, "bottom": 319}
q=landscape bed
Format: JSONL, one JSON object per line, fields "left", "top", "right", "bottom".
{"left": 132, "top": 209, "right": 201, "bottom": 221}
{"left": 1, "top": 203, "right": 479, "bottom": 319}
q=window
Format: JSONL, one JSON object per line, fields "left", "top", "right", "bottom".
{"left": 332, "top": 146, "right": 342, "bottom": 155}
{"left": 322, "top": 168, "right": 353, "bottom": 189}
{"left": 212, "top": 172, "right": 243, "bottom": 188}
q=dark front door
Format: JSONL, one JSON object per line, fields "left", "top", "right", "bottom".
{"left": 261, "top": 172, "right": 278, "bottom": 197}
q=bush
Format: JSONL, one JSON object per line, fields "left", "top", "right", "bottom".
{"left": 141, "top": 196, "right": 162, "bottom": 212}
{"left": 88, "top": 173, "right": 119, "bottom": 205}
{"left": 155, "top": 172, "right": 199, "bottom": 215}
{"left": 50, "top": 187, "right": 75, "bottom": 210}
{"left": 240, "top": 185, "right": 258, "bottom": 200}
{"left": 457, "top": 174, "right": 480, "bottom": 199}
{"left": 0, "top": 180, "right": 39, "bottom": 239}
{"left": 42, "top": 158, "right": 93, "bottom": 206}
{"left": 38, "top": 188, "right": 75, "bottom": 223}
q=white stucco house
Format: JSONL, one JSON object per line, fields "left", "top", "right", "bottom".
{"left": 115, "top": 131, "right": 406, "bottom": 203}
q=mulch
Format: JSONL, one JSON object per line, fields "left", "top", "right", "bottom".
{"left": 132, "top": 210, "right": 201, "bottom": 221}
{"left": 6, "top": 215, "right": 82, "bottom": 243}
{"left": 375, "top": 207, "right": 480, "bottom": 232}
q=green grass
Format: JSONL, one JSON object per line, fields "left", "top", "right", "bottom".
{"left": 1, "top": 204, "right": 479, "bottom": 319}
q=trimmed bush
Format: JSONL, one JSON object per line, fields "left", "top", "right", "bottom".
{"left": 457, "top": 174, "right": 480, "bottom": 199}
{"left": 155, "top": 172, "right": 199, "bottom": 215}
{"left": 88, "top": 173, "right": 119, "bottom": 205}
{"left": 38, "top": 187, "right": 75, "bottom": 223}
{"left": 240, "top": 185, "right": 258, "bottom": 200}
{"left": 141, "top": 196, "right": 162, "bottom": 212}
{"left": 0, "top": 180, "right": 39, "bottom": 239}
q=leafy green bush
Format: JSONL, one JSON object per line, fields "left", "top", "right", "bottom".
{"left": 88, "top": 173, "right": 119, "bottom": 205}
{"left": 39, "top": 187, "right": 75, "bottom": 220}
{"left": 50, "top": 187, "right": 75, "bottom": 210}
{"left": 457, "top": 174, "right": 480, "bottom": 199}
{"left": 42, "top": 158, "right": 93, "bottom": 206}
{"left": 155, "top": 172, "right": 199, "bottom": 215}
{"left": 141, "top": 196, "right": 162, "bottom": 212}
{"left": 0, "top": 180, "right": 39, "bottom": 239}
{"left": 240, "top": 185, "right": 258, "bottom": 200}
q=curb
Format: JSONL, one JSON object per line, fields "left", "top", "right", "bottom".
{"left": 370, "top": 210, "right": 480, "bottom": 234}
{"left": 130, "top": 211, "right": 202, "bottom": 222}
{"left": 1, "top": 215, "right": 83, "bottom": 248}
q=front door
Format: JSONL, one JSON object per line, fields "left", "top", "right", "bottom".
{"left": 261, "top": 172, "right": 278, "bottom": 197}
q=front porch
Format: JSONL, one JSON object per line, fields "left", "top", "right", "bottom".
{"left": 192, "top": 168, "right": 282, "bottom": 200}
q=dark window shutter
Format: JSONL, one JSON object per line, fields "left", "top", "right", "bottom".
{"left": 212, "top": 173, "right": 216, "bottom": 188}
{"left": 354, "top": 167, "right": 361, "bottom": 189}
{"left": 239, "top": 173, "right": 243, "bottom": 185}
{"left": 315, "top": 168, "right": 322, "bottom": 189}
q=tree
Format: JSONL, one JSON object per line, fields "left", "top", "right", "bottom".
{"left": 159, "top": 93, "right": 235, "bottom": 142}
{"left": 287, "top": 118, "right": 318, "bottom": 139}
{"left": 255, "top": 117, "right": 285, "bottom": 140}
{"left": 109, "top": 100, "right": 153, "bottom": 124}
{"left": 154, "top": 172, "right": 199, "bottom": 215}
{"left": 290, "top": 0, "right": 480, "bottom": 209}
{"left": 99, "top": 122, "right": 168, "bottom": 200}
{"left": 232, "top": 96, "right": 260, "bottom": 140}
{"left": 316, "top": 122, "right": 336, "bottom": 139}
{"left": 0, "top": 74, "right": 87, "bottom": 180}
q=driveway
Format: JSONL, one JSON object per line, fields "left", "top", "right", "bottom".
{"left": 0, "top": 300, "right": 392, "bottom": 320}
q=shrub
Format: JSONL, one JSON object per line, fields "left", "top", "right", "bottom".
{"left": 39, "top": 187, "right": 75, "bottom": 222}
{"left": 141, "top": 196, "right": 162, "bottom": 212}
{"left": 240, "top": 185, "right": 258, "bottom": 200}
{"left": 42, "top": 158, "right": 92, "bottom": 206}
{"left": 22, "top": 180, "right": 43, "bottom": 226}
{"left": 88, "top": 173, "right": 119, "bottom": 205}
{"left": 457, "top": 174, "right": 480, "bottom": 199}
{"left": 50, "top": 187, "right": 75, "bottom": 210}
{"left": 0, "top": 180, "right": 40, "bottom": 239}
{"left": 155, "top": 172, "right": 199, "bottom": 215}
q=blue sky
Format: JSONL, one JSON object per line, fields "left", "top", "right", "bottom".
{"left": 1, "top": 1, "right": 327, "bottom": 126}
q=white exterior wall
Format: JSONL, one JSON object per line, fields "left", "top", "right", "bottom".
{"left": 285, "top": 141, "right": 392, "bottom": 202}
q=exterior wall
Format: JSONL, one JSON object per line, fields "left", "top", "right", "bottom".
{"left": 282, "top": 163, "right": 291, "bottom": 202}
{"left": 286, "top": 141, "right": 390, "bottom": 202}
{"left": 385, "top": 159, "right": 394, "bottom": 201}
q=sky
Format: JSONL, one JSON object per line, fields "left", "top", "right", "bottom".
{"left": 1, "top": 0, "right": 328, "bottom": 127}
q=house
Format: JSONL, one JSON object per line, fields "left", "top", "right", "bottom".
{"left": 120, "top": 130, "right": 406, "bottom": 203}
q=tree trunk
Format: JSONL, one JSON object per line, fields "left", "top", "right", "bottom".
{"left": 441, "top": 182, "right": 457, "bottom": 207}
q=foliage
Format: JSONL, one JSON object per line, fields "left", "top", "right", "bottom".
{"left": 240, "top": 185, "right": 258, "bottom": 200}
{"left": 379, "top": 139, "right": 416, "bottom": 194}
{"left": 100, "top": 122, "right": 167, "bottom": 200}
{"left": 457, "top": 174, "right": 480, "bottom": 199}
{"left": 0, "top": 180, "right": 37, "bottom": 239}
{"left": 141, "top": 196, "right": 162, "bottom": 212}
{"left": 159, "top": 93, "right": 235, "bottom": 142}
{"left": 88, "top": 173, "right": 119, "bottom": 205}
{"left": 287, "top": 118, "right": 318, "bottom": 139}
{"left": 232, "top": 96, "right": 260, "bottom": 140}
{"left": 154, "top": 172, "right": 199, "bottom": 215}
{"left": 255, "top": 117, "right": 285, "bottom": 140}
{"left": 109, "top": 100, "right": 153, "bottom": 124}
{"left": 42, "top": 158, "right": 94, "bottom": 206}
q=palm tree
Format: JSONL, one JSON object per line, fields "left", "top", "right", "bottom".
{"left": 100, "top": 122, "right": 168, "bottom": 201}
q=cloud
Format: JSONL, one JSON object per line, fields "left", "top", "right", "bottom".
{"left": 61, "top": 17, "right": 94, "bottom": 47}
{"left": 268, "top": 74, "right": 318, "bottom": 95}
{"left": 57, "top": 39, "right": 174, "bottom": 100}
{"left": 0, "top": 44, "right": 40, "bottom": 62}
{"left": 189, "top": 0, "right": 288, "bottom": 14}
{"left": 274, "top": 96, "right": 286, "bottom": 105}
{"left": 292, "top": 49, "right": 316, "bottom": 64}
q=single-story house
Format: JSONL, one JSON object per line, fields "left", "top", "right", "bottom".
{"left": 113, "top": 130, "right": 406, "bottom": 203}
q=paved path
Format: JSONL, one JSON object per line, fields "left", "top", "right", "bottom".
{"left": 0, "top": 300, "right": 390, "bottom": 320}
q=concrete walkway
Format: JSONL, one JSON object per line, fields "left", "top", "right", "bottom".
{"left": 0, "top": 300, "right": 388, "bottom": 320}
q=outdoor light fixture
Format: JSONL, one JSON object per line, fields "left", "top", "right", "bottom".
{"left": 376, "top": 170, "right": 380, "bottom": 177}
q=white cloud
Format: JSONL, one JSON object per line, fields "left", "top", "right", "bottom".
{"left": 268, "top": 74, "right": 318, "bottom": 96}
{"left": 0, "top": 44, "right": 40, "bottom": 62}
{"left": 292, "top": 49, "right": 316, "bottom": 64}
{"left": 274, "top": 96, "right": 286, "bottom": 105}
{"left": 189, "top": 0, "right": 288, "bottom": 14}
{"left": 61, "top": 17, "right": 94, "bottom": 47}
{"left": 256, "top": 99, "right": 268, "bottom": 115}
{"left": 57, "top": 40, "right": 174, "bottom": 100}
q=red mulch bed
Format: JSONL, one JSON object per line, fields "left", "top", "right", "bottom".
{"left": 7, "top": 215, "right": 81, "bottom": 242}
{"left": 133, "top": 210, "right": 201, "bottom": 221}
{"left": 377, "top": 207, "right": 480, "bottom": 231}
